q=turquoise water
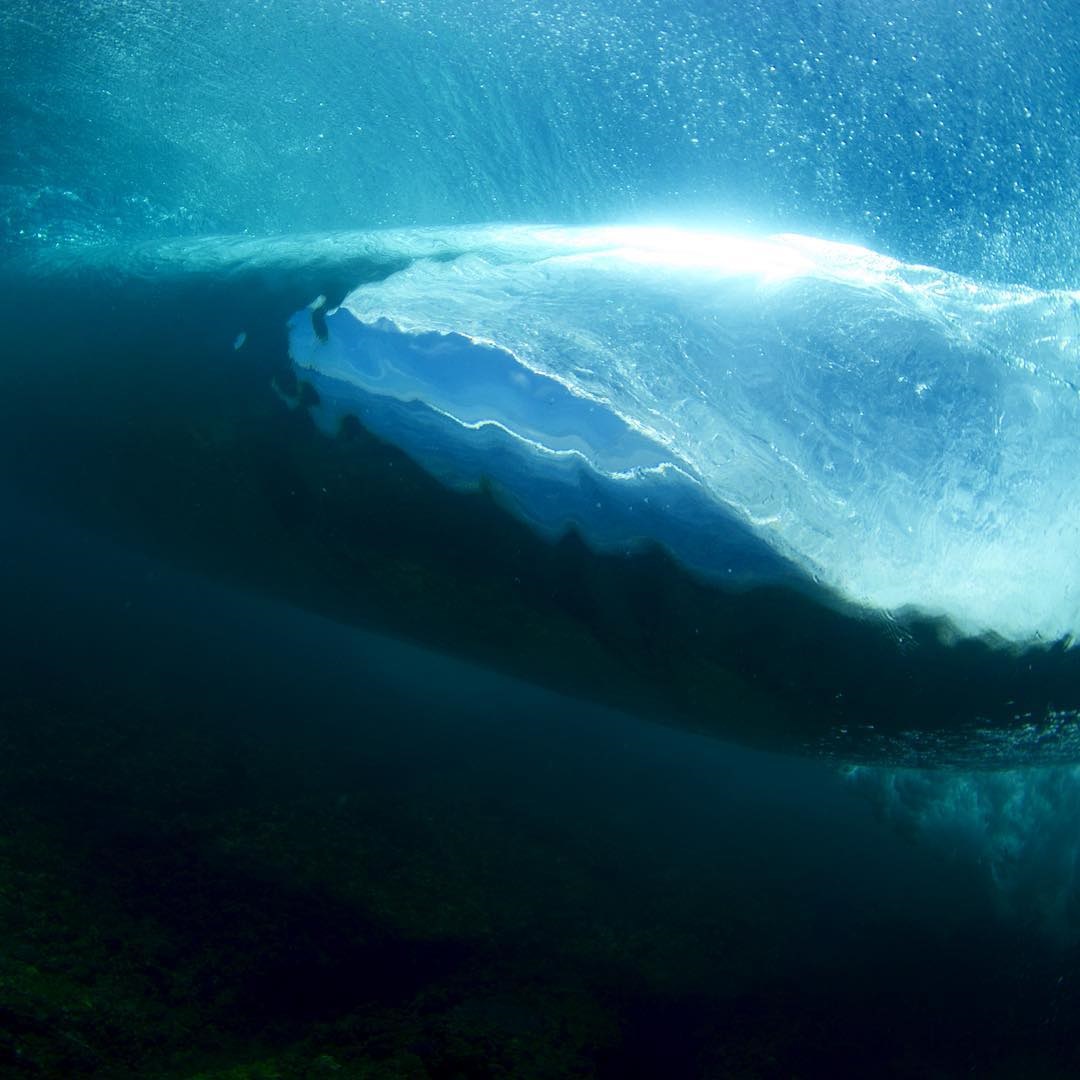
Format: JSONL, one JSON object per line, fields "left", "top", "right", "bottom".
{"left": 3, "top": 0, "right": 1080, "bottom": 1074}
{"left": 4, "top": 0, "right": 1079, "bottom": 286}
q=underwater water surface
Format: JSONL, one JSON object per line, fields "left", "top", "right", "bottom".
{"left": 3, "top": 0, "right": 1080, "bottom": 1075}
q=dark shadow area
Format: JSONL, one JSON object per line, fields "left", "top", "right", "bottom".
{"left": 94, "top": 830, "right": 473, "bottom": 1031}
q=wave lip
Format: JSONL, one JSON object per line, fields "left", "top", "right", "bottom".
{"left": 288, "top": 225, "right": 1080, "bottom": 647}
{"left": 289, "top": 308, "right": 795, "bottom": 585}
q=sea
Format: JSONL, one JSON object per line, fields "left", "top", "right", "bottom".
{"left": 2, "top": 1, "right": 1080, "bottom": 1076}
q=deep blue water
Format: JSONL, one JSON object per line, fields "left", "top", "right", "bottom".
{"left": 5, "top": 488, "right": 1080, "bottom": 1075}
{"left": 3, "top": 0, "right": 1080, "bottom": 1074}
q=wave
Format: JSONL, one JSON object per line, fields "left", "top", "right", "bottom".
{"left": 286, "top": 224, "right": 1080, "bottom": 646}
{"left": 4, "top": 225, "right": 1078, "bottom": 763}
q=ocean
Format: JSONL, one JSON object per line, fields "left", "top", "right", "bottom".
{"left": 2, "top": 1, "right": 1080, "bottom": 1076}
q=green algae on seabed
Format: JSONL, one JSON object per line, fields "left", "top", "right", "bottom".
{"left": 3, "top": 689, "right": 1077, "bottom": 1077}
{"left": 0, "top": 697, "right": 627, "bottom": 1079}
{"left": 0, "top": 821, "right": 196, "bottom": 1075}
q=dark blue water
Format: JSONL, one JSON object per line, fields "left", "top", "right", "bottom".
{"left": 5, "top": 491, "right": 1080, "bottom": 1076}
{"left": 3, "top": 0, "right": 1080, "bottom": 1074}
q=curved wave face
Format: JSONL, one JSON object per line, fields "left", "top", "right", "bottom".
{"left": 289, "top": 225, "right": 1080, "bottom": 647}
{"left": 3, "top": 0, "right": 1080, "bottom": 766}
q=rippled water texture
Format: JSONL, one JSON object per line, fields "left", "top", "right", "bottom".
{"left": 3, "top": 0, "right": 1079, "bottom": 287}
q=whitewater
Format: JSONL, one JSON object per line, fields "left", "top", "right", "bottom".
{"left": 280, "top": 223, "right": 1080, "bottom": 646}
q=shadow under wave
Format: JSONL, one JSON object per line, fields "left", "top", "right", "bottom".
{"left": 2, "top": 233, "right": 1078, "bottom": 766}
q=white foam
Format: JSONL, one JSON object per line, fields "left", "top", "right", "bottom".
{"left": 285, "top": 225, "right": 1080, "bottom": 644}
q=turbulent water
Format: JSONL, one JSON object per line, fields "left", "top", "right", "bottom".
{"left": 4, "top": 0, "right": 1080, "bottom": 1074}
{"left": 284, "top": 223, "right": 1080, "bottom": 644}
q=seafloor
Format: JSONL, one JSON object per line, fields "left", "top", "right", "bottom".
{"left": 3, "top": 658, "right": 1080, "bottom": 1078}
